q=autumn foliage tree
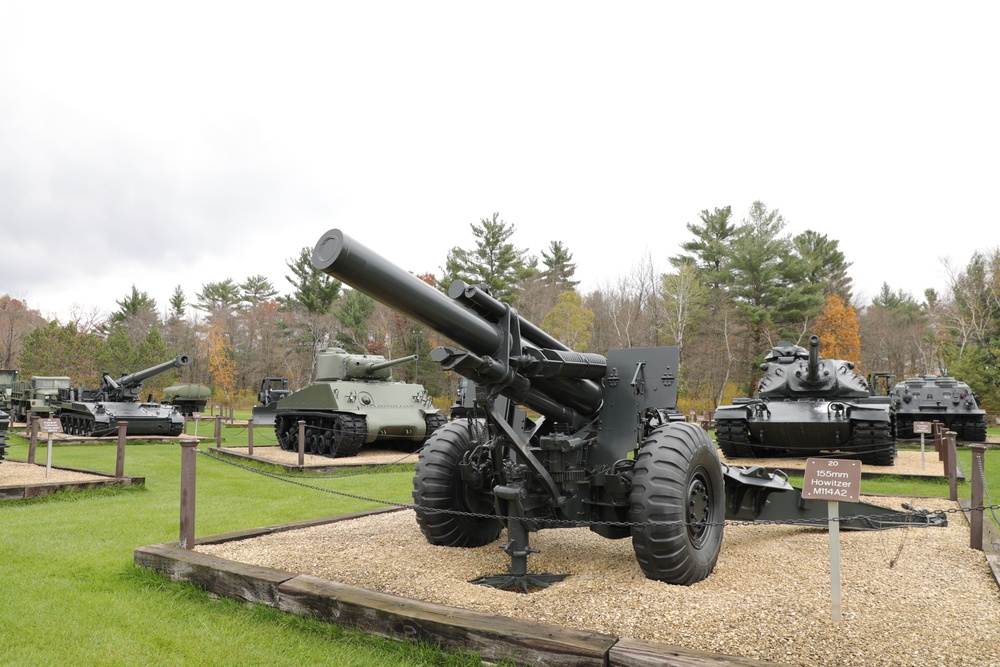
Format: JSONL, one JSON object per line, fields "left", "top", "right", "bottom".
{"left": 813, "top": 294, "right": 861, "bottom": 365}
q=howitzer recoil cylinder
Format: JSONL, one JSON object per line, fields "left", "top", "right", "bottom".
{"left": 311, "top": 229, "right": 604, "bottom": 423}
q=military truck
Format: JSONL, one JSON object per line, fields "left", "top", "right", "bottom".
{"left": 0, "top": 369, "right": 19, "bottom": 412}
{"left": 10, "top": 376, "right": 72, "bottom": 423}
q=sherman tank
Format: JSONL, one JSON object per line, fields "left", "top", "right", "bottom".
{"left": 890, "top": 375, "right": 987, "bottom": 442}
{"left": 273, "top": 347, "right": 447, "bottom": 458}
{"left": 714, "top": 336, "right": 896, "bottom": 466}
{"left": 58, "top": 355, "right": 190, "bottom": 437}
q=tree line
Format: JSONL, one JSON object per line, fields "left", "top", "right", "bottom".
{"left": 2, "top": 201, "right": 997, "bottom": 416}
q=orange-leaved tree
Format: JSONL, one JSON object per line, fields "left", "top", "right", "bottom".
{"left": 813, "top": 294, "right": 861, "bottom": 366}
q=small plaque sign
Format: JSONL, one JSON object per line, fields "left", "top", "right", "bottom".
{"left": 801, "top": 458, "right": 862, "bottom": 503}
{"left": 39, "top": 418, "right": 63, "bottom": 433}
{"left": 913, "top": 421, "right": 933, "bottom": 434}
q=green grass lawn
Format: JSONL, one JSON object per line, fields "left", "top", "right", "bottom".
{"left": 2, "top": 428, "right": 997, "bottom": 666}
{"left": 0, "top": 436, "right": 483, "bottom": 667}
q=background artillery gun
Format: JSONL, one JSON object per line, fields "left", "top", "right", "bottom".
{"left": 59, "top": 355, "right": 191, "bottom": 437}
{"left": 312, "top": 229, "right": 945, "bottom": 591}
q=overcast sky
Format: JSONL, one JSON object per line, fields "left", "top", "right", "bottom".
{"left": 1, "top": 2, "right": 997, "bottom": 324}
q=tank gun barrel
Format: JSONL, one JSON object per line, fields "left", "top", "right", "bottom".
{"left": 805, "top": 335, "right": 821, "bottom": 384}
{"left": 311, "top": 229, "right": 604, "bottom": 422}
{"left": 367, "top": 354, "right": 418, "bottom": 374}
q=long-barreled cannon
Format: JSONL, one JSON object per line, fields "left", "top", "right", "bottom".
{"left": 313, "top": 229, "right": 605, "bottom": 428}
{"left": 101, "top": 355, "right": 191, "bottom": 401}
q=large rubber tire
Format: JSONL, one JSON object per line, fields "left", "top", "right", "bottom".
{"left": 630, "top": 422, "right": 725, "bottom": 585}
{"left": 412, "top": 419, "right": 501, "bottom": 548}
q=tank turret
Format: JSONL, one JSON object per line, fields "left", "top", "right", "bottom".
{"left": 315, "top": 348, "right": 418, "bottom": 381}
{"left": 756, "top": 335, "right": 869, "bottom": 400}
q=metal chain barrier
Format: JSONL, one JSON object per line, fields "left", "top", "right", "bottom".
{"left": 194, "top": 447, "right": 966, "bottom": 531}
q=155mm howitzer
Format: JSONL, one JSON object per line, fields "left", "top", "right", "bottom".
{"left": 312, "top": 229, "right": 945, "bottom": 591}
{"left": 59, "top": 355, "right": 191, "bottom": 437}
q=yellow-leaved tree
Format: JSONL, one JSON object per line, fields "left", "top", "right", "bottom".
{"left": 813, "top": 294, "right": 862, "bottom": 366}
{"left": 208, "top": 325, "right": 237, "bottom": 402}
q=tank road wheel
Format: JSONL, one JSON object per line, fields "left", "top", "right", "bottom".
{"left": 895, "top": 415, "right": 914, "bottom": 440}
{"left": 715, "top": 418, "right": 759, "bottom": 459}
{"left": 853, "top": 422, "right": 896, "bottom": 466}
{"left": 328, "top": 414, "right": 367, "bottom": 458}
{"left": 630, "top": 421, "right": 725, "bottom": 585}
{"left": 412, "top": 420, "right": 501, "bottom": 548}
{"left": 424, "top": 413, "right": 448, "bottom": 441}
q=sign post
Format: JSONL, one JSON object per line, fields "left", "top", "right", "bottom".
{"left": 38, "top": 418, "right": 63, "bottom": 478}
{"left": 802, "top": 457, "right": 862, "bottom": 622}
{"left": 913, "top": 421, "right": 932, "bottom": 470}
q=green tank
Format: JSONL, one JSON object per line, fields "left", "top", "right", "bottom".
{"left": 273, "top": 347, "right": 446, "bottom": 458}
{"left": 162, "top": 383, "right": 212, "bottom": 416}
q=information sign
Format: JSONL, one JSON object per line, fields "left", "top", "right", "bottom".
{"left": 913, "top": 421, "right": 933, "bottom": 434}
{"left": 801, "top": 458, "right": 861, "bottom": 503}
{"left": 39, "top": 418, "right": 63, "bottom": 434}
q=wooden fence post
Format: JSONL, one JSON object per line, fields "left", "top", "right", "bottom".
{"left": 214, "top": 415, "right": 222, "bottom": 448}
{"left": 946, "top": 431, "right": 958, "bottom": 502}
{"left": 970, "top": 444, "right": 986, "bottom": 551}
{"left": 298, "top": 420, "right": 306, "bottom": 467}
{"left": 116, "top": 421, "right": 128, "bottom": 478}
{"left": 247, "top": 419, "right": 254, "bottom": 456}
{"left": 28, "top": 416, "right": 38, "bottom": 464}
{"left": 179, "top": 438, "right": 198, "bottom": 549}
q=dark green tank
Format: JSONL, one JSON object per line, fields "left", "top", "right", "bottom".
{"left": 714, "top": 336, "right": 896, "bottom": 465}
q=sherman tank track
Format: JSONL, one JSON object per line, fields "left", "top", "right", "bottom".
{"left": 274, "top": 412, "right": 368, "bottom": 458}
{"left": 714, "top": 418, "right": 761, "bottom": 459}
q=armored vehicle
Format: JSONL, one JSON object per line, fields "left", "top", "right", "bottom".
{"left": 162, "top": 383, "right": 212, "bottom": 416}
{"left": 310, "top": 229, "right": 941, "bottom": 590}
{"left": 251, "top": 377, "right": 292, "bottom": 425}
{"left": 0, "top": 369, "right": 18, "bottom": 412}
{"left": 714, "top": 336, "right": 896, "bottom": 466}
{"left": 273, "top": 349, "right": 446, "bottom": 457}
{"left": 890, "top": 375, "right": 987, "bottom": 442}
{"left": 59, "top": 356, "right": 190, "bottom": 437}
{"left": 10, "top": 376, "right": 71, "bottom": 423}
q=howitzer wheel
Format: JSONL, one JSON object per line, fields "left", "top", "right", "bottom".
{"left": 630, "top": 422, "right": 724, "bottom": 585}
{"left": 412, "top": 419, "right": 501, "bottom": 548}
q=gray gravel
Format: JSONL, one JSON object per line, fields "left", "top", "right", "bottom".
{"left": 199, "top": 492, "right": 1000, "bottom": 667}
{"left": 0, "top": 460, "right": 108, "bottom": 485}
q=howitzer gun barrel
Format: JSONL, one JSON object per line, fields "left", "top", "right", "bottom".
{"left": 312, "top": 229, "right": 604, "bottom": 419}
{"left": 110, "top": 355, "right": 191, "bottom": 389}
